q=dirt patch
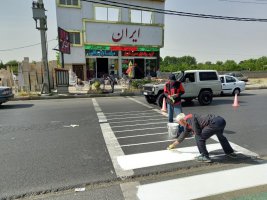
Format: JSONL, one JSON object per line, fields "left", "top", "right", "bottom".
{"left": 248, "top": 78, "right": 267, "bottom": 85}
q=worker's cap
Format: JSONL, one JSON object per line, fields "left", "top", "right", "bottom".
{"left": 169, "top": 74, "right": 176, "bottom": 81}
{"left": 176, "top": 113, "right": 186, "bottom": 123}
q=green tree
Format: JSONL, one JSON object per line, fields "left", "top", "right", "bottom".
{"left": 224, "top": 60, "right": 238, "bottom": 71}
{"left": 5, "top": 60, "right": 19, "bottom": 74}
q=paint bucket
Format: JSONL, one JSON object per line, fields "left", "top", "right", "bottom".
{"left": 167, "top": 123, "right": 178, "bottom": 138}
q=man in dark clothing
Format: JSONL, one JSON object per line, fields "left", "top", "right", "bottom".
{"left": 167, "top": 113, "right": 237, "bottom": 163}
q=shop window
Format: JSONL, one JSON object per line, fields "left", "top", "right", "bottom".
{"left": 69, "top": 32, "right": 81, "bottom": 45}
{"left": 95, "top": 6, "right": 120, "bottom": 22}
{"left": 59, "top": 0, "right": 79, "bottom": 6}
{"left": 131, "top": 10, "right": 153, "bottom": 24}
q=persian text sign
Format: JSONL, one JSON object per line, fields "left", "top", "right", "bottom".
{"left": 85, "top": 50, "right": 118, "bottom": 57}
{"left": 58, "top": 27, "right": 70, "bottom": 54}
{"left": 85, "top": 22, "right": 163, "bottom": 46}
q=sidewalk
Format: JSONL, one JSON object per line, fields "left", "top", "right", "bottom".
{"left": 13, "top": 84, "right": 142, "bottom": 101}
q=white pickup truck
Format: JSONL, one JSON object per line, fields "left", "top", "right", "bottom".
{"left": 143, "top": 70, "right": 222, "bottom": 107}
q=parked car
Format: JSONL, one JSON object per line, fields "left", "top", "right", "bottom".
{"left": 0, "top": 86, "right": 14, "bottom": 105}
{"left": 219, "top": 75, "right": 245, "bottom": 95}
{"left": 225, "top": 72, "right": 248, "bottom": 82}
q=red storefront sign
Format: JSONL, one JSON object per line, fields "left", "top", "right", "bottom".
{"left": 110, "top": 46, "right": 138, "bottom": 51}
{"left": 122, "top": 51, "right": 155, "bottom": 57}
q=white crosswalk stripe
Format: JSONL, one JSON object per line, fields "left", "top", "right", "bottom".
{"left": 117, "top": 143, "right": 226, "bottom": 170}
{"left": 137, "top": 163, "right": 267, "bottom": 200}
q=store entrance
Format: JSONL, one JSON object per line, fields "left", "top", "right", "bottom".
{"left": 73, "top": 65, "right": 84, "bottom": 80}
{"left": 134, "top": 58, "right": 145, "bottom": 79}
{"left": 97, "top": 58, "right": 108, "bottom": 78}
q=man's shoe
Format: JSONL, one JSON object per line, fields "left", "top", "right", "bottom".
{"left": 195, "top": 155, "right": 212, "bottom": 163}
{"left": 167, "top": 144, "right": 176, "bottom": 150}
{"left": 226, "top": 152, "right": 238, "bottom": 158}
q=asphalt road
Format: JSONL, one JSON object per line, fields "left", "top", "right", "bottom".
{"left": 0, "top": 89, "right": 267, "bottom": 199}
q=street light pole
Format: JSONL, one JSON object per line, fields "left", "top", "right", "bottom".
{"left": 32, "top": 0, "right": 50, "bottom": 94}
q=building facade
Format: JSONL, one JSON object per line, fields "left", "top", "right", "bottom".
{"left": 55, "top": 0, "right": 165, "bottom": 80}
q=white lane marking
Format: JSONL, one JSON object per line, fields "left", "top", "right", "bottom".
{"left": 104, "top": 110, "right": 154, "bottom": 115}
{"left": 153, "top": 108, "right": 168, "bottom": 117}
{"left": 92, "top": 98, "right": 102, "bottom": 112}
{"left": 106, "top": 112, "right": 160, "bottom": 118}
{"left": 112, "top": 122, "right": 166, "bottom": 128}
{"left": 211, "top": 135, "right": 259, "bottom": 158}
{"left": 107, "top": 114, "right": 161, "bottom": 121}
{"left": 117, "top": 139, "right": 175, "bottom": 148}
{"left": 109, "top": 118, "right": 165, "bottom": 124}
{"left": 114, "top": 126, "right": 166, "bottom": 133}
{"left": 105, "top": 110, "right": 155, "bottom": 117}
{"left": 97, "top": 112, "right": 107, "bottom": 123}
{"left": 127, "top": 97, "right": 153, "bottom": 108}
{"left": 100, "top": 123, "right": 134, "bottom": 177}
{"left": 117, "top": 132, "right": 168, "bottom": 139}
{"left": 117, "top": 137, "right": 193, "bottom": 148}
{"left": 92, "top": 99, "right": 133, "bottom": 178}
{"left": 117, "top": 143, "right": 223, "bottom": 170}
{"left": 137, "top": 163, "right": 267, "bottom": 200}
{"left": 92, "top": 98, "right": 107, "bottom": 122}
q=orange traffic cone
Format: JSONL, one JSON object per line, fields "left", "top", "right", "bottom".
{"left": 161, "top": 97, "right": 167, "bottom": 112}
{"left": 232, "top": 93, "right": 240, "bottom": 107}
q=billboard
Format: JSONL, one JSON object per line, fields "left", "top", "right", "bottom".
{"left": 58, "top": 27, "right": 70, "bottom": 54}
{"left": 85, "top": 22, "right": 163, "bottom": 47}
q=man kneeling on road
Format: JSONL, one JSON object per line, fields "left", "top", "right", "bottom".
{"left": 167, "top": 113, "right": 237, "bottom": 163}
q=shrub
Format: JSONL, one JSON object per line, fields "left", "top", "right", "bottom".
{"left": 131, "top": 79, "right": 152, "bottom": 89}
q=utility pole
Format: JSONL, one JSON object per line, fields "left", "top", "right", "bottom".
{"left": 32, "top": 0, "right": 50, "bottom": 94}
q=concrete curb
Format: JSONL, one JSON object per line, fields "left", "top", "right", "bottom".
{"left": 12, "top": 92, "right": 143, "bottom": 101}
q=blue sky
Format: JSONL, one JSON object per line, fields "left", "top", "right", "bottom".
{"left": 0, "top": 0, "right": 267, "bottom": 64}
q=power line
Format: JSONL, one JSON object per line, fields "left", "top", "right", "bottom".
{"left": 0, "top": 39, "right": 57, "bottom": 52}
{"left": 81, "top": 0, "right": 267, "bottom": 22}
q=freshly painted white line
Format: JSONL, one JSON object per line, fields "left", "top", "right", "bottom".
{"left": 137, "top": 163, "right": 267, "bottom": 200}
{"left": 117, "top": 139, "right": 175, "bottom": 148}
{"left": 107, "top": 114, "right": 161, "bottom": 121}
{"left": 211, "top": 135, "right": 259, "bottom": 158}
{"left": 117, "top": 132, "right": 168, "bottom": 139}
{"left": 112, "top": 121, "right": 166, "bottom": 128}
{"left": 117, "top": 143, "right": 222, "bottom": 170}
{"left": 114, "top": 126, "right": 166, "bottom": 133}
{"left": 127, "top": 97, "right": 154, "bottom": 108}
{"left": 109, "top": 118, "right": 165, "bottom": 124}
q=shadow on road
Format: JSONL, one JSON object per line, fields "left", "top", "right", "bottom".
{"left": 0, "top": 104, "right": 34, "bottom": 109}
